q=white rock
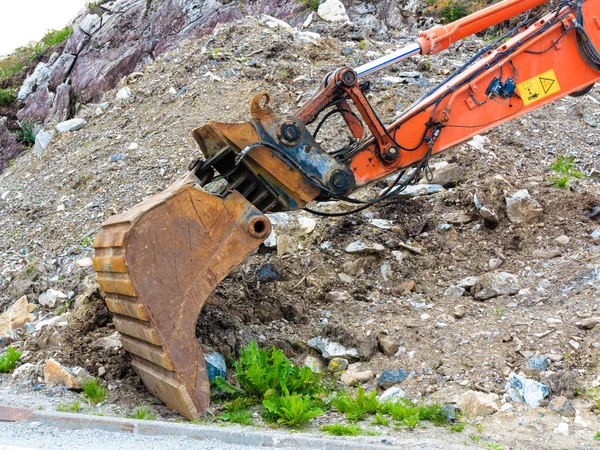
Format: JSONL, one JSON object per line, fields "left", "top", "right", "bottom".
{"left": 467, "top": 134, "right": 491, "bottom": 151}
{"left": 370, "top": 219, "right": 393, "bottom": 230}
{"left": 345, "top": 241, "right": 384, "bottom": 254}
{"left": 554, "top": 235, "right": 570, "bottom": 246}
{"left": 307, "top": 336, "right": 359, "bottom": 359}
{"left": 457, "top": 276, "right": 480, "bottom": 289}
{"left": 35, "top": 315, "right": 65, "bottom": 332}
{"left": 168, "top": 87, "right": 177, "bottom": 95}
{"left": 92, "top": 332, "right": 122, "bottom": 350}
{"left": 378, "top": 386, "right": 407, "bottom": 403}
{"left": 293, "top": 31, "right": 321, "bottom": 44}
{"left": 553, "top": 422, "right": 569, "bottom": 436}
{"left": 33, "top": 129, "right": 55, "bottom": 157}
{"left": 303, "top": 356, "right": 323, "bottom": 373}
{"left": 38, "top": 289, "right": 67, "bottom": 308}
{"left": 258, "top": 14, "right": 293, "bottom": 31}
{"left": 473, "top": 272, "right": 521, "bottom": 300}
{"left": 116, "top": 86, "right": 132, "bottom": 100}
{"left": 298, "top": 217, "right": 316, "bottom": 234}
{"left": 56, "top": 118, "right": 87, "bottom": 133}
{"left": 384, "top": 184, "right": 444, "bottom": 198}
{"left": 457, "top": 390, "right": 499, "bottom": 418}
{"left": 505, "top": 189, "right": 543, "bottom": 224}
{"left": 302, "top": 11, "right": 314, "bottom": 28}
{"left": 318, "top": 0, "right": 350, "bottom": 22}
{"left": 341, "top": 369, "right": 374, "bottom": 386}
{"left": 444, "top": 286, "right": 465, "bottom": 297}
{"left": 128, "top": 142, "right": 139, "bottom": 150}
{"left": 75, "top": 257, "right": 93, "bottom": 268}
{"left": 17, "top": 63, "right": 49, "bottom": 101}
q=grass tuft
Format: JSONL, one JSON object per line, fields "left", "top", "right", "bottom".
{"left": 82, "top": 378, "right": 107, "bottom": 405}
{"left": 131, "top": 406, "right": 156, "bottom": 420}
{"left": 322, "top": 423, "right": 362, "bottom": 436}
{"left": 0, "top": 347, "right": 22, "bottom": 373}
{"left": 34, "top": 27, "right": 73, "bottom": 55}
{"left": 549, "top": 154, "right": 585, "bottom": 188}
{"left": 299, "top": 0, "right": 320, "bottom": 11}
{"left": 332, "top": 387, "right": 379, "bottom": 421}
{"left": 57, "top": 401, "right": 80, "bottom": 413}
{"left": 15, "top": 121, "right": 35, "bottom": 146}
{"left": 0, "top": 88, "right": 16, "bottom": 106}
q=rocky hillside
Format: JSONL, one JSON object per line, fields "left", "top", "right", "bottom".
{"left": 1, "top": 1, "right": 600, "bottom": 449}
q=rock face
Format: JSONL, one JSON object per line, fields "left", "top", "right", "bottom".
{"left": 318, "top": 0, "right": 351, "bottom": 22}
{"left": 0, "top": 117, "right": 21, "bottom": 172}
{"left": 0, "top": 296, "right": 36, "bottom": 336}
{"left": 472, "top": 272, "right": 521, "bottom": 300}
{"left": 457, "top": 390, "right": 499, "bottom": 418}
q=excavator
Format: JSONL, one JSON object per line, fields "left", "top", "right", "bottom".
{"left": 92, "top": 0, "right": 600, "bottom": 419}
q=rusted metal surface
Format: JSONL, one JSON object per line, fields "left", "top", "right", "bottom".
{"left": 0, "top": 405, "right": 32, "bottom": 422}
{"left": 93, "top": 173, "right": 271, "bottom": 419}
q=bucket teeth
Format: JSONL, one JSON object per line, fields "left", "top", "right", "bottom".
{"left": 92, "top": 173, "right": 271, "bottom": 419}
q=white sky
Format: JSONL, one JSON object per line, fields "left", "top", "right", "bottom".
{"left": 0, "top": 0, "right": 87, "bottom": 56}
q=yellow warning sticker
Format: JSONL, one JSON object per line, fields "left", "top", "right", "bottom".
{"left": 517, "top": 69, "right": 561, "bottom": 106}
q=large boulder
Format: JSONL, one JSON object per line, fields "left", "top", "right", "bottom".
{"left": 0, "top": 296, "right": 36, "bottom": 336}
{"left": 505, "top": 189, "right": 543, "bottom": 224}
{"left": 457, "top": 390, "right": 499, "bottom": 418}
{"left": 472, "top": 272, "right": 521, "bottom": 300}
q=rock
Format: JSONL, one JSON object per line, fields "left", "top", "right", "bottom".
{"left": 298, "top": 217, "right": 316, "bottom": 234}
{"left": 553, "top": 422, "right": 569, "bottom": 436}
{"left": 328, "top": 357, "right": 348, "bottom": 372}
{"left": 442, "top": 211, "right": 471, "bottom": 225}
{"left": 116, "top": 87, "right": 132, "bottom": 100}
{"left": 386, "top": 184, "right": 444, "bottom": 198}
{"left": 393, "top": 280, "right": 416, "bottom": 294}
{"left": 318, "top": 0, "right": 350, "bottom": 22}
{"left": 509, "top": 373, "right": 548, "bottom": 407}
{"left": 543, "top": 371, "right": 580, "bottom": 399}
{"left": 293, "top": 31, "right": 321, "bottom": 44}
{"left": 325, "top": 291, "right": 350, "bottom": 302}
{"left": 257, "top": 14, "right": 293, "bottom": 31}
{"left": 457, "top": 390, "right": 499, "bottom": 418}
{"left": 378, "top": 334, "right": 399, "bottom": 357}
{"left": 341, "top": 369, "right": 374, "bottom": 386}
{"left": 256, "top": 264, "right": 280, "bottom": 283}
{"left": 480, "top": 206, "right": 500, "bottom": 223}
{"left": 47, "top": 83, "right": 71, "bottom": 123}
{"left": 457, "top": 276, "right": 479, "bottom": 289}
{"left": 97, "top": 366, "right": 107, "bottom": 378}
{"left": 38, "top": 289, "right": 68, "bottom": 308}
{"left": 12, "top": 363, "right": 38, "bottom": 383}
{"left": 378, "top": 386, "right": 407, "bottom": 403}
{"left": 92, "top": 331, "right": 122, "bottom": 350}
{"left": 591, "top": 229, "right": 600, "bottom": 241}
{"left": 34, "top": 315, "right": 66, "bottom": 332}
{"left": 205, "top": 352, "right": 227, "bottom": 381}
{"left": 524, "top": 355, "right": 549, "bottom": 376}
{"left": 453, "top": 304, "right": 466, "bottom": 319}
{"left": 467, "top": 134, "right": 491, "bottom": 151}
{"left": 33, "top": 129, "right": 55, "bottom": 157}
{"left": 307, "top": 336, "right": 359, "bottom": 360}
{"left": 71, "top": 366, "right": 94, "bottom": 386}
{"left": 0, "top": 296, "right": 36, "bottom": 336}
{"left": 75, "top": 257, "right": 93, "bottom": 268}
{"left": 577, "top": 317, "right": 600, "bottom": 330}
{"left": 303, "top": 355, "right": 324, "bottom": 374}
{"left": 554, "top": 235, "right": 570, "bottom": 246}
{"left": 507, "top": 388, "right": 523, "bottom": 403}
{"left": 445, "top": 286, "right": 466, "bottom": 297}
{"left": 43, "top": 359, "right": 79, "bottom": 389}
{"left": 17, "top": 85, "right": 55, "bottom": 123}
{"left": 55, "top": 118, "right": 87, "bottom": 133}
{"left": 345, "top": 241, "right": 384, "bottom": 254}
{"left": 17, "top": 63, "right": 50, "bottom": 101}
{"left": 505, "top": 189, "right": 543, "bottom": 224}
{"left": 0, "top": 117, "right": 22, "bottom": 171}
{"left": 377, "top": 369, "right": 409, "bottom": 389}
{"left": 276, "top": 234, "right": 297, "bottom": 256}
{"left": 343, "top": 256, "right": 378, "bottom": 276}
{"left": 472, "top": 272, "right": 521, "bottom": 300}
{"left": 548, "top": 396, "right": 576, "bottom": 417}
{"left": 427, "top": 163, "right": 465, "bottom": 187}
{"left": 370, "top": 219, "right": 393, "bottom": 230}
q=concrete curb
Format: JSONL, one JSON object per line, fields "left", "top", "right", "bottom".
{"left": 29, "top": 410, "right": 398, "bottom": 450}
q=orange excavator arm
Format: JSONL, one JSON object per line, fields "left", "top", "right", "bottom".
{"left": 93, "top": 0, "right": 600, "bottom": 419}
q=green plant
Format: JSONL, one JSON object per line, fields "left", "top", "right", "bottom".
{"left": 57, "top": 401, "right": 80, "bottom": 413}
{"left": 440, "top": 1, "right": 468, "bottom": 23}
{"left": 483, "top": 444, "right": 504, "bottom": 450}
{"left": 81, "top": 236, "right": 93, "bottom": 247}
{"left": 35, "top": 27, "right": 73, "bottom": 55}
{"left": 379, "top": 399, "right": 446, "bottom": 427}
{"left": 131, "top": 406, "right": 156, "bottom": 420}
{"left": 359, "top": 40, "right": 368, "bottom": 50}
{"left": 212, "top": 341, "right": 326, "bottom": 428}
{"left": 450, "top": 422, "right": 465, "bottom": 432}
{"left": 0, "top": 347, "right": 22, "bottom": 373}
{"left": 263, "top": 388, "right": 323, "bottom": 427}
{"left": 587, "top": 388, "right": 600, "bottom": 410}
{"left": 211, "top": 48, "right": 220, "bottom": 60}
{"left": 0, "top": 88, "right": 16, "bottom": 106}
{"left": 15, "top": 121, "right": 35, "bottom": 146}
{"left": 55, "top": 301, "right": 71, "bottom": 316}
{"left": 299, "top": 0, "right": 320, "bottom": 11}
{"left": 82, "top": 378, "right": 107, "bottom": 405}
{"left": 548, "top": 154, "right": 585, "bottom": 188}
{"left": 371, "top": 412, "right": 389, "bottom": 426}
{"left": 321, "top": 424, "right": 362, "bottom": 436}
{"left": 8, "top": 159, "right": 15, "bottom": 167}
{"left": 470, "top": 434, "right": 481, "bottom": 443}
{"left": 332, "top": 387, "right": 379, "bottom": 421}
{"left": 0, "top": 59, "right": 24, "bottom": 79}
{"left": 594, "top": 431, "right": 600, "bottom": 441}
{"left": 474, "top": 422, "right": 485, "bottom": 433}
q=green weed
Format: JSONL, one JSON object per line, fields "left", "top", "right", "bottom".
{"left": 219, "top": 400, "right": 254, "bottom": 425}
{"left": 470, "top": 434, "right": 481, "bottom": 443}
{"left": 440, "top": 1, "right": 468, "bottom": 23}
{"left": 321, "top": 423, "right": 362, "bottom": 436}
{"left": 35, "top": 27, "right": 73, "bottom": 55}
{"left": 0, "top": 88, "right": 16, "bottom": 106}
{"left": 549, "top": 154, "right": 585, "bottom": 188}
{"left": 299, "top": 0, "right": 320, "bottom": 11}
{"left": 263, "top": 388, "right": 323, "bottom": 427}
{"left": 15, "top": 121, "right": 35, "bottom": 146}
{"left": 0, "top": 59, "right": 24, "bottom": 79}
{"left": 332, "top": 387, "right": 379, "bottom": 421}
{"left": 594, "top": 431, "right": 600, "bottom": 441}
{"left": 474, "top": 422, "right": 485, "bottom": 433}
{"left": 483, "top": 444, "right": 505, "bottom": 450}
{"left": 130, "top": 406, "right": 156, "bottom": 420}
{"left": 81, "top": 236, "right": 93, "bottom": 247}
{"left": 371, "top": 412, "right": 389, "bottom": 426}
{"left": 57, "top": 401, "right": 80, "bottom": 413}
{"left": 82, "top": 378, "right": 107, "bottom": 405}
{"left": 359, "top": 40, "right": 368, "bottom": 50}
{"left": 450, "top": 422, "right": 465, "bottom": 432}
{"left": 0, "top": 347, "right": 22, "bottom": 373}
{"left": 380, "top": 399, "right": 446, "bottom": 427}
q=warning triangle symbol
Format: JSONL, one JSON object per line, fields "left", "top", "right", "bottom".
{"left": 539, "top": 77, "right": 555, "bottom": 94}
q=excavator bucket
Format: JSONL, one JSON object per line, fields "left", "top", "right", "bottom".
{"left": 92, "top": 173, "right": 271, "bottom": 419}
